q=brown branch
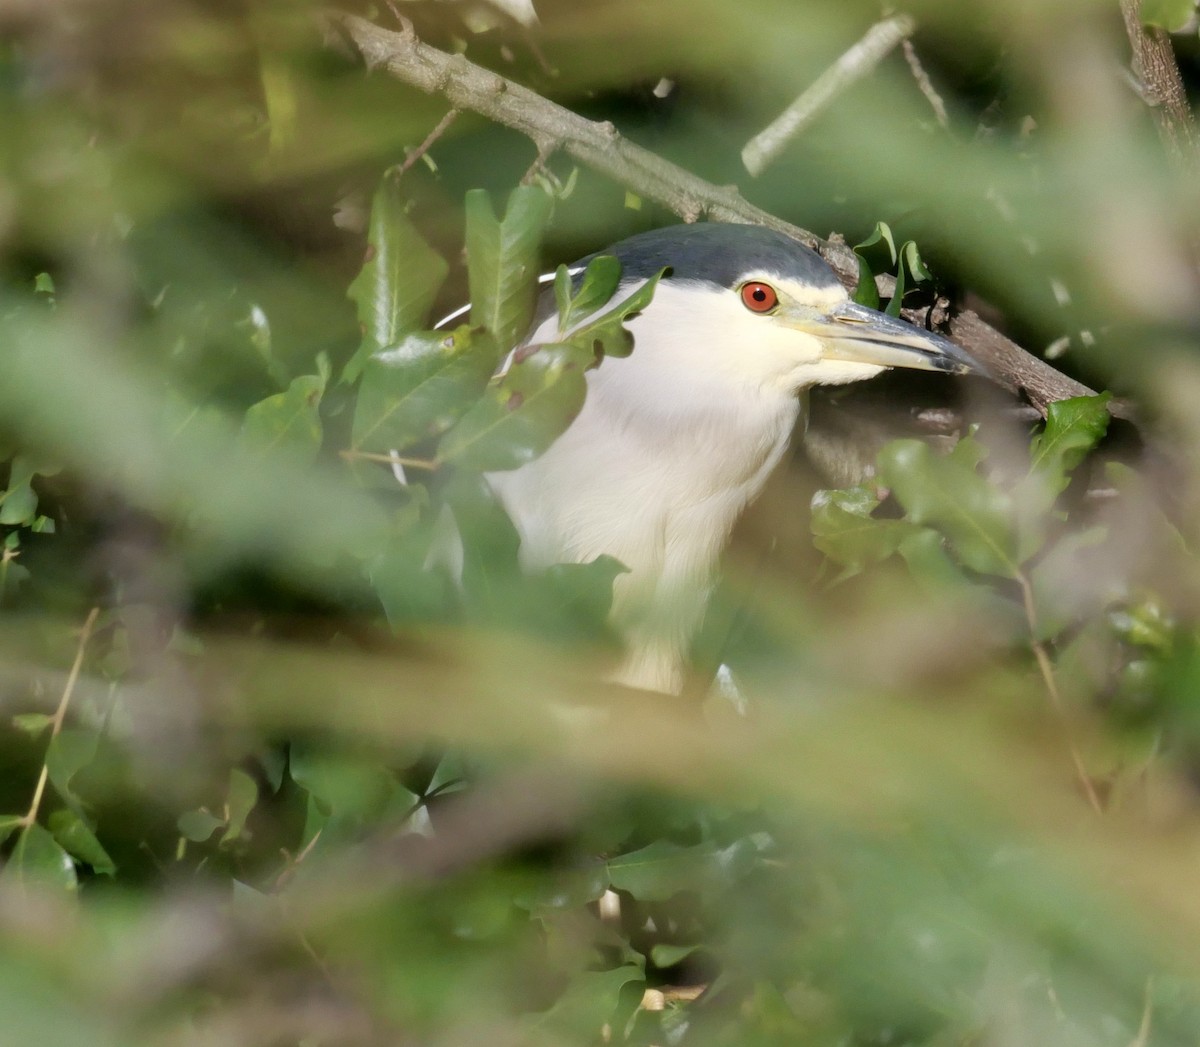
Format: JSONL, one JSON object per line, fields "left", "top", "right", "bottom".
{"left": 1119, "top": 0, "right": 1200, "bottom": 167}
{"left": 328, "top": 12, "right": 1105, "bottom": 419}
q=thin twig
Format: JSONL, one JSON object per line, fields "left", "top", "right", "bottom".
{"left": 398, "top": 107, "right": 460, "bottom": 176}
{"left": 339, "top": 448, "right": 437, "bottom": 470}
{"left": 741, "top": 13, "right": 916, "bottom": 177}
{"left": 328, "top": 11, "right": 1105, "bottom": 419}
{"left": 1127, "top": 975, "right": 1153, "bottom": 1047}
{"left": 1015, "top": 574, "right": 1104, "bottom": 814}
{"left": 19, "top": 606, "right": 100, "bottom": 829}
{"left": 901, "top": 38, "right": 949, "bottom": 129}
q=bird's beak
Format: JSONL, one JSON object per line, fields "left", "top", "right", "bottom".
{"left": 785, "top": 300, "right": 985, "bottom": 376}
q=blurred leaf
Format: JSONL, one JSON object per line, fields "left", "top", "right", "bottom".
{"left": 437, "top": 342, "right": 591, "bottom": 472}
{"left": 811, "top": 486, "right": 927, "bottom": 579}
{"left": 238, "top": 369, "right": 326, "bottom": 463}
{"left": 1141, "top": 0, "right": 1196, "bottom": 30}
{"left": 345, "top": 175, "right": 449, "bottom": 382}
{"left": 178, "top": 808, "right": 224, "bottom": 843}
{"left": 465, "top": 185, "right": 553, "bottom": 348}
{"left": 878, "top": 436, "right": 1019, "bottom": 577}
{"left": 351, "top": 326, "right": 499, "bottom": 453}
{"left": 289, "top": 744, "right": 412, "bottom": 828}
{"left": 561, "top": 267, "right": 666, "bottom": 360}
{"left": 0, "top": 455, "right": 43, "bottom": 526}
{"left": 526, "top": 965, "right": 645, "bottom": 1039}
{"left": 650, "top": 942, "right": 700, "bottom": 968}
{"left": 11, "top": 713, "right": 53, "bottom": 737}
{"left": 220, "top": 769, "right": 259, "bottom": 848}
{"left": 606, "top": 838, "right": 758, "bottom": 902}
{"left": 46, "top": 729, "right": 99, "bottom": 809}
{"left": 2, "top": 824, "right": 77, "bottom": 893}
{"left": 47, "top": 810, "right": 115, "bottom": 875}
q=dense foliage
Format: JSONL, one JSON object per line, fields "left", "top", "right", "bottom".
{"left": 2, "top": 1, "right": 1200, "bottom": 1044}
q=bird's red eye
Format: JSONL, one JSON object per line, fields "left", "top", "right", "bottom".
{"left": 740, "top": 281, "right": 778, "bottom": 313}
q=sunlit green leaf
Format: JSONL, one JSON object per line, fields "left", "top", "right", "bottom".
{"left": 345, "top": 175, "right": 449, "bottom": 382}
{"left": 178, "top": 808, "right": 224, "bottom": 843}
{"left": 465, "top": 185, "right": 553, "bottom": 348}
{"left": 556, "top": 255, "right": 621, "bottom": 332}
{"left": 877, "top": 436, "right": 1019, "bottom": 577}
{"left": 437, "top": 342, "right": 591, "bottom": 472}
{"left": 811, "top": 485, "right": 927, "bottom": 578}
{"left": 1141, "top": 0, "right": 1196, "bottom": 30}
{"left": 11, "top": 713, "right": 54, "bottom": 737}
{"left": 351, "top": 326, "right": 499, "bottom": 453}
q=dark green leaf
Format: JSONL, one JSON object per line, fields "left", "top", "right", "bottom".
{"left": 238, "top": 371, "right": 326, "bottom": 463}
{"left": 351, "top": 326, "right": 499, "bottom": 453}
{"left": 46, "top": 729, "right": 99, "bottom": 808}
{"left": 877, "top": 436, "right": 1019, "bottom": 577}
{"left": 526, "top": 966, "right": 644, "bottom": 1038}
{"left": 606, "top": 838, "right": 758, "bottom": 902}
{"left": 437, "top": 342, "right": 592, "bottom": 472}
{"left": 47, "top": 810, "right": 115, "bottom": 875}
{"left": 345, "top": 176, "right": 449, "bottom": 382}
{"left": 650, "top": 942, "right": 701, "bottom": 968}
{"left": 562, "top": 267, "right": 666, "bottom": 359}
{"left": 465, "top": 185, "right": 553, "bottom": 348}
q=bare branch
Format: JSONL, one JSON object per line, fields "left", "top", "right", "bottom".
{"left": 1119, "top": 0, "right": 1200, "bottom": 166}
{"left": 328, "top": 12, "right": 1106, "bottom": 418}
{"left": 741, "top": 14, "right": 916, "bottom": 177}
{"left": 902, "top": 38, "right": 949, "bottom": 130}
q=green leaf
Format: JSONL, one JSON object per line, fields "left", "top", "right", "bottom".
{"left": 178, "top": 808, "right": 224, "bottom": 843}
{"left": 11, "top": 713, "right": 54, "bottom": 737}
{"left": 220, "top": 769, "right": 259, "bottom": 848}
{"left": 561, "top": 267, "right": 667, "bottom": 359}
{"left": 650, "top": 942, "right": 701, "bottom": 968}
{"left": 238, "top": 371, "right": 326, "bottom": 463}
{"left": 465, "top": 185, "right": 554, "bottom": 348}
{"left": 345, "top": 175, "right": 449, "bottom": 382}
{"left": 526, "top": 966, "right": 644, "bottom": 1038}
{"left": 0, "top": 815, "right": 24, "bottom": 847}
{"left": 289, "top": 745, "right": 404, "bottom": 825}
{"left": 852, "top": 222, "right": 897, "bottom": 309}
{"left": 1141, "top": 0, "right": 1196, "bottom": 31}
{"left": 877, "top": 436, "right": 1019, "bottom": 577}
{"left": 1016, "top": 393, "right": 1111, "bottom": 559}
{"left": 437, "top": 342, "right": 592, "bottom": 472}
{"left": 887, "top": 240, "right": 932, "bottom": 318}
{"left": 46, "top": 728, "right": 100, "bottom": 808}
{"left": 606, "top": 838, "right": 758, "bottom": 902}
{"left": 351, "top": 326, "right": 499, "bottom": 453}
{"left": 811, "top": 486, "right": 926, "bottom": 579}
{"left": 2, "top": 824, "right": 77, "bottom": 892}
{"left": 556, "top": 255, "right": 621, "bottom": 332}
{"left": 47, "top": 809, "right": 115, "bottom": 875}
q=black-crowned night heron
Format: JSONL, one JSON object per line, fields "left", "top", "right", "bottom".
{"left": 485, "top": 223, "right": 982, "bottom": 694}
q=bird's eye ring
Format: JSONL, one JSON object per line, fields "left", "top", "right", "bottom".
{"left": 740, "top": 281, "right": 778, "bottom": 313}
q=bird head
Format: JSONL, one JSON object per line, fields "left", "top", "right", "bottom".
{"left": 595, "top": 224, "right": 983, "bottom": 400}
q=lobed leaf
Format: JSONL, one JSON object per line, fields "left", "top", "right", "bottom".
{"left": 561, "top": 267, "right": 666, "bottom": 360}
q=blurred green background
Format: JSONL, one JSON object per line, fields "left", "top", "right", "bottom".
{"left": 2, "top": 1, "right": 1200, "bottom": 1044}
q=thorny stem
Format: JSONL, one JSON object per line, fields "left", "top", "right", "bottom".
{"left": 398, "top": 107, "right": 460, "bottom": 175}
{"left": 901, "top": 38, "right": 949, "bottom": 129}
{"left": 18, "top": 606, "right": 100, "bottom": 830}
{"left": 1015, "top": 573, "right": 1104, "bottom": 814}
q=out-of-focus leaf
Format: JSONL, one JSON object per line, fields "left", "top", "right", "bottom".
{"left": 606, "top": 838, "right": 758, "bottom": 902}
{"left": 12, "top": 713, "right": 53, "bottom": 737}
{"left": 47, "top": 810, "right": 115, "bottom": 875}
{"left": 1141, "top": 0, "right": 1196, "bottom": 30}
{"left": 562, "top": 267, "right": 666, "bottom": 359}
{"left": 238, "top": 369, "right": 327, "bottom": 463}
{"left": 2, "top": 824, "right": 77, "bottom": 892}
{"left": 811, "top": 485, "right": 927, "bottom": 579}
{"left": 46, "top": 728, "right": 99, "bottom": 809}
{"left": 178, "top": 809, "right": 224, "bottom": 843}
{"left": 345, "top": 176, "right": 449, "bottom": 382}
{"left": 220, "top": 769, "right": 259, "bottom": 848}
{"left": 526, "top": 965, "right": 644, "bottom": 1039}
{"left": 1016, "top": 393, "right": 1110, "bottom": 559}
{"left": 1029, "top": 526, "right": 1113, "bottom": 641}
{"left": 351, "top": 326, "right": 499, "bottom": 453}
{"left": 0, "top": 815, "right": 23, "bottom": 847}
{"left": 465, "top": 185, "right": 553, "bottom": 348}
{"left": 437, "top": 342, "right": 591, "bottom": 472}
{"left": 878, "top": 436, "right": 1019, "bottom": 577}
{"left": 650, "top": 942, "right": 700, "bottom": 968}
{"left": 289, "top": 744, "right": 410, "bottom": 826}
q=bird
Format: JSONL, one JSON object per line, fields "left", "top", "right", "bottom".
{"left": 483, "top": 223, "right": 984, "bottom": 695}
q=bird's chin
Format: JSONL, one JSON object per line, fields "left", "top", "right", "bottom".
{"left": 790, "top": 360, "right": 888, "bottom": 391}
